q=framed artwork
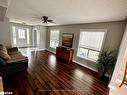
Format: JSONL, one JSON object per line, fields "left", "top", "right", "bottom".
{"left": 62, "top": 33, "right": 74, "bottom": 48}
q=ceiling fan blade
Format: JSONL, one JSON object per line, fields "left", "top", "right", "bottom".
{"left": 47, "top": 19, "right": 53, "bottom": 22}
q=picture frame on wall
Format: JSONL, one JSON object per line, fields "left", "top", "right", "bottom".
{"left": 62, "top": 33, "right": 74, "bottom": 48}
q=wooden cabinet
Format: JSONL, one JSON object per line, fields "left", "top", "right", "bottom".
{"left": 56, "top": 46, "right": 74, "bottom": 63}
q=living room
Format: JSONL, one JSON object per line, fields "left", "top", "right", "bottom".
{"left": 0, "top": 0, "right": 127, "bottom": 95}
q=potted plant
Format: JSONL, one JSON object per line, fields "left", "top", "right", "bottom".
{"left": 97, "top": 49, "right": 117, "bottom": 78}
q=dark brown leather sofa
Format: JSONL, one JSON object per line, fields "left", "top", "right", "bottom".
{"left": 0, "top": 44, "right": 28, "bottom": 77}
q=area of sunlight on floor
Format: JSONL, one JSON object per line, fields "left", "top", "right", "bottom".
{"left": 19, "top": 47, "right": 40, "bottom": 66}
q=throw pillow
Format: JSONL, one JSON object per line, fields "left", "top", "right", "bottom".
{"left": 0, "top": 50, "right": 11, "bottom": 60}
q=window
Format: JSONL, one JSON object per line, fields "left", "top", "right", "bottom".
{"left": 77, "top": 30, "right": 106, "bottom": 61}
{"left": 12, "top": 26, "right": 16, "bottom": 44}
{"left": 50, "top": 30, "right": 60, "bottom": 49}
{"left": 18, "top": 29, "right": 25, "bottom": 39}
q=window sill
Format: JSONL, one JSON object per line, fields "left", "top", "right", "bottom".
{"left": 49, "top": 46, "right": 56, "bottom": 49}
{"left": 77, "top": 55, "right": 97, "bottom": 63}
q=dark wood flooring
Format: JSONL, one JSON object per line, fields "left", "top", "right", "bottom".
{"left": 3, "top": 50, "right": 109, "bottom": 95}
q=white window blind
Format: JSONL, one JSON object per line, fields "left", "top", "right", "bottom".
{"left": 50, "top": 30, "right": 60, "bottom": 49}
{"left": 50, "top": 30, "right": 59, "bottom": 41}
{"left": 79, "top": 32, "right": 105, "bottom": 51}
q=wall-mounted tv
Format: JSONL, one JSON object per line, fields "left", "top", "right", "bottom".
{"left": 62, "top": 33, "right": 74, "bottom": 48}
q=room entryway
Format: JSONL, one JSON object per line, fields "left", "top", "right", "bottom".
{"left": 11, "top": 26, "right": 40, "bottom": 48}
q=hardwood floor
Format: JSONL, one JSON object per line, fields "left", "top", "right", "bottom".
{"left": 3, "top": 50, "right": 109, "bottom": 95}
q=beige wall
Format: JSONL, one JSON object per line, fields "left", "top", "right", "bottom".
{"left": 46, "top": 21, "right": 126, "bottom": 73}
{"left": 33, "top": 25, "right": 47, "bottom": 50}
{"left": 0, "top": 6, "right": 7, "bottom": 21}
{"left": 39, "top": 26, "right": 47, "bottom": 50}
{"left": 0, "top": 17, "right": 11, "bottom": 47}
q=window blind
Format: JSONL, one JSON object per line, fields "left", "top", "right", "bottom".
{"left": 50, "top": 30, "right": 59, "bottom": 41}
{"left": 79, "top": 31, "right": 105, "bottom": 51}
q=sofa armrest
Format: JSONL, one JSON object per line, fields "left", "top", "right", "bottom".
{"left": 0, "top": 58, "right": 6, "bottom": 67}
{"left": 7, "top": 47, "right": 19, "bottom": 53}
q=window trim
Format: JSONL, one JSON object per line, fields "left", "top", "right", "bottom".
{"left": 49, "top": 29, "right": 60, "bottom": 49}
{"left": 77, "top": 29, "right": 107, "bottom": 62}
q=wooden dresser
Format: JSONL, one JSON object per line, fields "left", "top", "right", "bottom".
{"left": 56, "top": 46, "right": 74, "bottom": 63}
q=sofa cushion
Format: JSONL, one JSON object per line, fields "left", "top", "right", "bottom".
{"left": 8, "top": 51, "right": 21, "bottom": 56}
{"left": 0, "top": 44, "right": 11, "bottom": 60}
{"left": 7, "top": 47, "right": 19, "bottom": 54}
{"left": 0, "top": 44, "right": 7, "bottom": 52}
{"left": 0, "top": 50, "right": 11, "bottom": 60}
{"left": 6, "top": 55, "right": 28, "bottom": 64}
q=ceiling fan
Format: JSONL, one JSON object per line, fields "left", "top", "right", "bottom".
{"left": 42, "top": 16, "right": 53, "bottom": 23}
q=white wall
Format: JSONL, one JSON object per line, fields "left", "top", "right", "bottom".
{"left": 0, "top": 17, "right": 11, "bottom": 47}
{"left": 46, "top": 21, "right": 126, "bottom": 73}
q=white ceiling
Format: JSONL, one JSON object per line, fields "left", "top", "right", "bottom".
{"left": 6, "top": 0, "right": 127, "bottom": 26}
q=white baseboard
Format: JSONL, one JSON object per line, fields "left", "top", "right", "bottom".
{"left": 39, "top": 48, "right": 46, "bottom": 51}
{"left": 46, "top": 49, "right": 56, "bottom": 54}
{"left": 73, "top": 60, "right": 98, "bottom": 72}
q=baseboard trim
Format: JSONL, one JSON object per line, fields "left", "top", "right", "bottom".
{"left": 46, "top": 49, "right": 56, "bottom": 54}
{"left": 38, "top": 49, "right": 46, "bottom": 51}
{"left": 73, "top": 60, "right": 98, "bottom": 72}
